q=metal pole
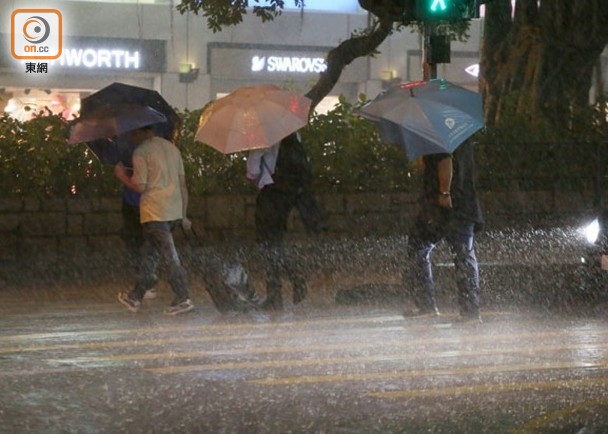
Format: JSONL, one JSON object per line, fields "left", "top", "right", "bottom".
{"left": 423, "top": 22, "right": 437, "bottom": 80}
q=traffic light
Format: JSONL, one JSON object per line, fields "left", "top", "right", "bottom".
{"left": 415, "top": 0, "right": 479, "bottom": 21}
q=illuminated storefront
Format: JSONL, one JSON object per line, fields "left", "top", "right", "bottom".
{"left": 207, "top": 42, "right": 368, "bottom": 114}
{"left": 0, "top": 33, "right": 165, "bottom": 120}
{"left": 0, "top": 0, "right": 506, "bottom": 122}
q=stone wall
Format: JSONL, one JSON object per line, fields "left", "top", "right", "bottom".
{"left": 0, "top": 190, "right": 598, "bottom": 265}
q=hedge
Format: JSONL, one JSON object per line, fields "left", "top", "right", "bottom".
{"left": 1, "top": 96, "right": 606, "bottom": 199}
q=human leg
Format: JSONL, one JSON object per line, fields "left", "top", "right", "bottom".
{"left": 255, "top": 187, "right": 292, "bottom": 310}
{"left": 404, "top": 228, "right": 440, "bottom": 315}
{"left": 120, "top": 202, "right": 143, "bottom": 269}
{"left": 120, "top": 202, "right": 143, "bottom": 263}
{"left": 258, "top": 241, "right": 284, "bottom": 310}
{"left": 124, "top": 224, "right": 159, "bottom": 303}
{"left": 149, "top": 221, "right": 190, "bottom": 303}
{"left": 447, "top": 221, "right": 481, "bottom": 320}
{"left": 119, "top": 202, "right": 156, "bottom": 299}
{"left": 130, "top": 222, "right": 191, "bottom": 306}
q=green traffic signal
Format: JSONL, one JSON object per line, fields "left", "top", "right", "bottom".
{"left": 415, "top": 0, "right": 477, "bottom": 21}
{"left": 430, "top": 0, "right": 448, "bottom": 13}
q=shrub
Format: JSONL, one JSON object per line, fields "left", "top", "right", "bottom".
{"left": 1, "top": 97, "right": 606, "bottom": 199}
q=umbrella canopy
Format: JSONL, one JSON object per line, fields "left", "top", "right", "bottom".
{"left": 85, "top": 135, "right": 137, "bottom": 167}
{"left": 80, "top": 82, "right": 180, "bottom": 139}
{"left": 67, "top": 104, "right": 167, "bottom": 146}
{"left": 358, "top": 79, "right": 484, "bottom": 159}
{"left": 195, "top": 84, "right": 312, "bottom": 154}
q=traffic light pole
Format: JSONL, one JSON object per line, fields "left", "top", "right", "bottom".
{"left": 423, "top": 22, "right": 438, "bottom": 80}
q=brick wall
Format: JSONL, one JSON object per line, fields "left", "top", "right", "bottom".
{"left": 0, "top": 191, "right": 597, "bottom": 265}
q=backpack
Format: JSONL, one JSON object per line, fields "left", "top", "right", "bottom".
{"left": 273, "top": 133, "right": 328, "bottom": 233}
{"left": 272, "top": 133, "right": 313, "bottom": 194}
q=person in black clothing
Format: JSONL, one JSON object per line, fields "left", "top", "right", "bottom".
{"left": 248, "top": 132, "right": 327, "bottom": 311}
{"left": 404, "top": 140, "right": 484, "bottom": 322}
{"left": 118, "top": 158, "right": 143, "bottom": 267}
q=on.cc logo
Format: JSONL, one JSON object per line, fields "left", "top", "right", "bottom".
{"left": 11, "top": 9, "right": 62, "bottom": 60}
{"left": 22, "top": 15, "right": 51, "bottom": 44}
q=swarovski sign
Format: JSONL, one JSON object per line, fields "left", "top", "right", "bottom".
{"left": 251, "top": 55, "right": 327, "bottom": 74}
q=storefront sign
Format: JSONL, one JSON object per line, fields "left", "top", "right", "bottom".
{"left": 1, "top": 35, "right": 165, "bottom": 73}
{"left": 207, "top": 43, "right": 375, "bottom": 83}
{"left": 251, "top": 55, "right": 327, "bottom": 74}
{"left": 58, "top": 48, "right": 140, "bottom": 69}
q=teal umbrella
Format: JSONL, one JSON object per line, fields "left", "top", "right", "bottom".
{"left": 358, "top": 79, "right": 484, "bottom": 159}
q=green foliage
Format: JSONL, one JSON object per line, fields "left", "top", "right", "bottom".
{"left": 302, "top": 95, "right": 418, "bottom": 193}
{"left": 176, "top": 0, "right": 303, "bottom": 33}
{"left": 474, "top": 97, "right": 608, "bottom": 192}
{"left": 177, "top": 107, "right": 252, "bottom": 195}
{"left": 0, "top": 110, "right": 117, "bottom": 199}
{"left": 0, "top": 98, "right": 416, "bottom": 199}
{"left": 2, "top": 95, "right": 606, "bottom": 199}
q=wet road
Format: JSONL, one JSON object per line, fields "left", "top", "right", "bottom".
{"left": 1, "top": 288, "right": 608, "bottom": 433}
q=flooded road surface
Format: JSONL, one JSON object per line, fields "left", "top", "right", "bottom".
{"left": 1, "top": 286, "right": 607, "bottom": 433}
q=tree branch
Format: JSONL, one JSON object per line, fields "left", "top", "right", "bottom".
{"left": 305, "top": 18, "right": 393, "bottom": 111}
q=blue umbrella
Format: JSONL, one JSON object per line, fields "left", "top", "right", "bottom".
{"left": 67, "top": 104, "right": 168, "bottom": 164}
{"left": 85, "top": 135, "right": 137, "bottom": 166}
{"left": 72, "top": 82, "right": 180, "bottom": 165}
{"left": 80, "top": 82, "right": 180, "bottom": 139}
{"left": 359, "top": 79, "right": 484, "bottom": 159}
{"left": 68, "top": 104, "right": 167, "bottom": 144}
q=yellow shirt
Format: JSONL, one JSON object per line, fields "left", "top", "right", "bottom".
{"left": 132, "top": 136, "right": 185, "bottom": 223}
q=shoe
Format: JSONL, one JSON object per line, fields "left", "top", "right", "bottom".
{"left": 403, "top": 306, "right": 440, "bottom": 318}
{"left": 164, "top": 299, "right": 194, "bottom": 315}
{"left": 118, "top": 292, "right": 141, "bottom": 313}
{"left": 246, "top": 292, "right": 262, "bottom": 306}
{"left": 143, "top": 288, "right": 158, "bottom": 300}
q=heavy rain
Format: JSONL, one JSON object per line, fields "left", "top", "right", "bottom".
{"left": 2, "top": 0, "right": 608, "bottom": 433}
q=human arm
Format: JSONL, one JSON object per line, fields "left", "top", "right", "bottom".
{"left": 246, "top": 145, "right": 278, "bottom": 189}
{"left": 437, "top": 155, "right": 453, "bottom": 209}
{"left": 246, "top": 150, "right": 263, "bottom": 182}
{"left": 114, "top": 162, "right": 144, "bottom": 193}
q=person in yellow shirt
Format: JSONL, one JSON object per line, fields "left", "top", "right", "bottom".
{"left": 114, "top": 125, "right": 194, "bottom": 315}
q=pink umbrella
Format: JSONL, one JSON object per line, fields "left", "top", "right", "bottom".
{"left": 195, "top": 84, "right": 311, "bottom": 154}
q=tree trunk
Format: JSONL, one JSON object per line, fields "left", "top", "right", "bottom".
{"left": 481, "top": 0, "right": 608, "bottom": 127}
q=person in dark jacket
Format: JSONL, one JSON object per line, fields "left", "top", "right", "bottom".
{"left": 115, "top": 137, "right": 157, "bottom": 300}
{"left": 404, "top": 140, "right": 484, "bottom": 322}
{"left": 247, "top": 132, "right": 327, "bottom": 311}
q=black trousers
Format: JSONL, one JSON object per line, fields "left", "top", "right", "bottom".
{"left": 255, "top": 185, "right": 306, "bottom": 305}
{"left": 120, "top": 202, "right": 143, "bottom": 270}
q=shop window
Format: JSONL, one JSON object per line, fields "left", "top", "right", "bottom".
{"left": 3, "top": 88, "right": 81, "bottom": 122}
